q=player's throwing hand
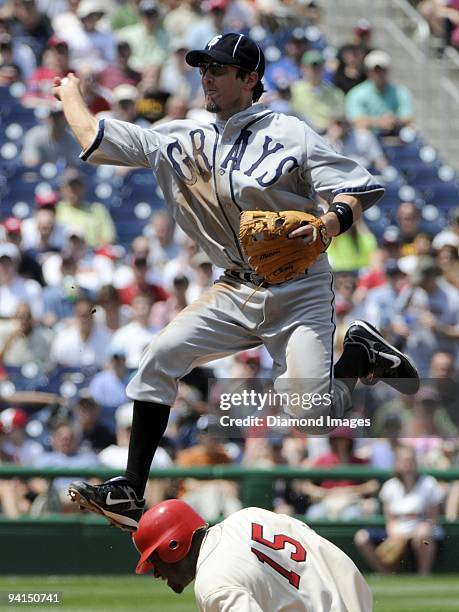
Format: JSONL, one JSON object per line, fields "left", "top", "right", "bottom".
{"left": 52, "top": 72, "right": 79, "bottom": 101}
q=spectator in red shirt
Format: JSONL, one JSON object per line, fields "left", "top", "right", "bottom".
{"left": 150, "top": 273, "right": 188, "bottom": 328}
{"left": 23, "top": 36, "right": 71, "bottom": 107}
{"left": 118, "top": 254, "right": 168, "bottom": 306}
{"left": 356, "top": 226, "right": 403, "bottom": 300}
{"left": 302, "top": 428, "right": 379, "bottom": 520}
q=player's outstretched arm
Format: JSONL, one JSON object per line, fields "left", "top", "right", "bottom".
{"left": 52, "top": 73, "right": 98, "bottom": 151}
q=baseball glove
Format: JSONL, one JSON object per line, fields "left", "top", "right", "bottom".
{"left": 239, "top": 210, "right": 329, "bottom": 284}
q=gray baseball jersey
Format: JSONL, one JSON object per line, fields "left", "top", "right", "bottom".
{"left": 81, "top": 106, "right": 384, "bottom": 419}
{"left": 81, "top": 104, "right": 384, "bottom": 273}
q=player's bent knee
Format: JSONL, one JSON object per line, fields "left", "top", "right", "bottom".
{"left": 141, "top": 335, "right": 189, "bottom": 378}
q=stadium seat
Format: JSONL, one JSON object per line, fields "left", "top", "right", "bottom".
{"left": 2, "top": 104, "right": 37, "bottom": 131}
{"left": 3, "top": 365, "right": 54, "bottom": 393}
{"left": 4, "top": 166, "right": 43, "bottom": 199}
{"left": 3, "top": 365, "right": 102, "bottom": 395}
{"left": 382, "top": 141, "right": 422, "bottom": 164}
{"left": 418, "top": 182, "right": 459, "bottom": 209}
{"left": 0, "top": 142, "right": 23, "bottom": 173}
{"left": 364, "top": 207, "right": 391, "bottom": 238}
{"left": 397, "top": 161, "right": 442, "bottom": 184}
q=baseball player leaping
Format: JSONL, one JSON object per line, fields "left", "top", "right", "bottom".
{"left": 52, "top": 33, "right": 419, "bottom": 532}
{"left": 133, "top": 500, "right": 373, "bottom": 611}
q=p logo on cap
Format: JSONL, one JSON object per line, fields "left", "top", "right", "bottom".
{"left": 207, "top": 35, "right": 223, "bottom": 49}
{"left": 186, "top": 32, "right": 265, "bottom": 79}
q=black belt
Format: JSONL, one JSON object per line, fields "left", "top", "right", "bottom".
{"left": 226, "top": 270, "right": 267, "bottom": 285}
{"left": 226, "top": 269, "right": 309, "bottom": 286}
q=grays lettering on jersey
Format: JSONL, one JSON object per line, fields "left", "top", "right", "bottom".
{"left": 80, "top": 105, "right": 384, "bottom": 272}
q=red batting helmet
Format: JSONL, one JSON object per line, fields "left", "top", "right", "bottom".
{"left": 133, "top": 499, "right": 207, "bottom": 574}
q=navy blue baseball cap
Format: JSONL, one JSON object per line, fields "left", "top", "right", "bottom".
{"left": 186, "top": 33, "right": 265, "bottom": 78}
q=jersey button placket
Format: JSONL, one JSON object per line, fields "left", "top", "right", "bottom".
{"left": 212, "top": 130, "right": 243, "bottom": 262}
{"left": 214, "top": 132, "right": 232, "bottom": 207}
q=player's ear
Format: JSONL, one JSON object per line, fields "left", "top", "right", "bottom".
{"left": 243, "top": 71, "right": 259, "bottom": 92}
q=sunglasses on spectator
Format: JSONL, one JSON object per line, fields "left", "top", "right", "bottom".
{"left": 198, "top": 62, "right": 237, "bottom": 77}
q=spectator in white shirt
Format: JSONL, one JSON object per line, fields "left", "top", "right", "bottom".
{"left": 0, "top": 301, "right": 53, "bottom": 371}
{"left": 432, "top": 207, "right": 459, "bottom": 251}
{"left": 187, "top": 252, "right": 214, "bottom": 303}
{"left": 0, "top": 244, "right": 44, "bottom": 320}
{"left": 42, "top": 231, "right": 115, "bottom": 292}
{"left": 0, "top": 408, "right": 44, "bottom": 465}
{"left": 161, "top": 236, "right": 199, "bottom": 290}
{"left": 99, "top": 401, "right": 172, "bottom": 470}
{"left": 21, "top": 193, "right": 68, "bottom": 253}
{"left": 110, "top": 293, "right": 158, "bottom": 368}
{"left": 144, "top": 210, "right": 181, "bottom": 274}
{"left": 354, "top": 445, "right": 444, "bottom": 575}
{"left": 49, "top": 296, "right": 112, "bottom": 367}
{"left": 33, "top": 421, "right": 99, "bottom": 511}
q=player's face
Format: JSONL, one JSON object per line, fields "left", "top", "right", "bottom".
{"left": 149, "top": 552, "right": 192, "bottom": 594}
{"left": 199, "top": 63, "right": 251, "bottom": 118}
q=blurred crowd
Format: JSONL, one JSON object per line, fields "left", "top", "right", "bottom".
{"left": 0, "top": 0, "right": 458, "bottom": 574}
{"left": 413, "top": 0, "right": 459, "bottom": 52}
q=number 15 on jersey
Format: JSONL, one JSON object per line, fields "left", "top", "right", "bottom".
{"left": 251, "top": 523, "right": 307, "bottom": 589}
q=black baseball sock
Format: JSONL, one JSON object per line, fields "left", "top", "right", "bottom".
{"left": 333, "top": 343, "right": 369, "bottom": 393}
{"left": 124, "top": 400, "right": 170, "bottom": 498}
